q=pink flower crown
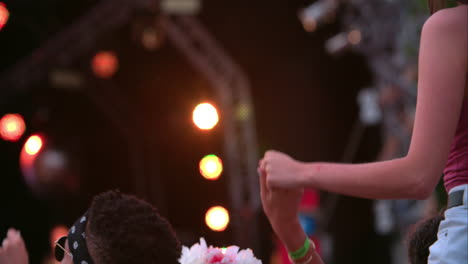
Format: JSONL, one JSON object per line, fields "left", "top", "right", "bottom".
{"left": 179, "top": 238, "right": 262, "bottom": 264}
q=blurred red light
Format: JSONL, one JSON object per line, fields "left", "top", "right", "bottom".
{"left": 0, "top": 3, "right": 9, "bottom": 30}
{"left": 0, "top": 113, "right": 26, "bottom": 142}
{"left": 92, "top": 51, "right": 119, "bottom": 79}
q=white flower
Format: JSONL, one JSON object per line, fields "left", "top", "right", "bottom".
{"left": 178, "top": 238, "right": 262, "bottom": 264}
{"left": 223, "top": 246, "right": 240, "bottom": 262}
{"left": 235, "top": 249, "right": 262, "bottom": 264}
{"left": 179, "top": 238, "right": 208, "bottom": 264}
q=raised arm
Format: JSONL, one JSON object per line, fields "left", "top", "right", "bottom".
{"left": 263, "top": 7, "right": 468, "bottom": 200}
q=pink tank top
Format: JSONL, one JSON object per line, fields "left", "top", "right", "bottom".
{"left": 444, "top": 6, "right": 468, "bottom": 191}
{"left": 443, "top": 97, "right": 468, "bottom": 191}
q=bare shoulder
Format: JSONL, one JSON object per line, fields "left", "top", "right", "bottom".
{"left": 423, "top": 5, "right": 468, "bottom": 36}
{"left": 418, "top": 5, "right": 468, "bottom": 86}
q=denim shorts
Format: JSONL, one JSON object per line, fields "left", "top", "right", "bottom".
{"left": 428, "top": 184, "right": 468, "bottom": 264}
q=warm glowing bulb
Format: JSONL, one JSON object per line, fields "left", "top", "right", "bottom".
{"left": 205, "top": 206, "right": 229, "bottom": 232}
{"left": 141, "top": 28, "right": 162, "bottom": 51}
{"left": 92, "top": 51, "right": 119, "bottom": 79}
{"left": 0, "top": 114, "right": 26, "bottom": 142}
{"left": 0, "top": 2, "right": 9, "bottom": 30}
{"left": 199, "top": 155, "right": 223, "bottom": 180}
{"left": 25, "top": 135, "right": 43, "bottom": 156}
{"left": 193, "top": 103, "right": 219, "bottom": 130}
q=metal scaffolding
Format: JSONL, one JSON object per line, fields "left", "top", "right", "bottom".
{"left": 0, "top": 0, "right": 261, "bottom": 251}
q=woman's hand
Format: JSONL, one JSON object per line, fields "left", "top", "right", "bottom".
{"left": 261, "top": 150, "right": 304, "bottom": 189}
{"left": 259, "top": 163, "right": 305, "bottom": 247}
{"left": 259, "top": 163, "right": 303, "bottom": 226}
{"left": 259, "top": 163, "right": 325, "bottom": 264}
{"left": 0, "top": 228, "right": 29, "bottom": 264}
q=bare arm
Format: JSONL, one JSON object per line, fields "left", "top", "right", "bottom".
{"left": 263, "top": 7, "right": 468, "bottom": 200}
{"left": 259, "top": 167, "right": 324, "bottom": 264}
{"left": 271, "top": 219, "right": 324, "bottom": 264}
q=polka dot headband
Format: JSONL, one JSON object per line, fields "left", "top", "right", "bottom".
{"left": 68, "top": 213, "right": 94, "bottom": 264}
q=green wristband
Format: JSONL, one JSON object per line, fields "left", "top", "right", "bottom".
{"left": 289, "top": 238, "right": 311, "bottom": 260}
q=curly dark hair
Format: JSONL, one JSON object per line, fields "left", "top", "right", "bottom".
{"left": 85, "top": 190, "right": 181, "bottom": 264}
{"left": 407, "top": 214, "right": 444, "bottom": 264}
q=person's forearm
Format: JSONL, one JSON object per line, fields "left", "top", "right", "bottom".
{"left": 299, "top": 156, "right": 440, "bottom": 200}
{"left": 271, "top": 218, "right": 307, "bottom": 252}
{"left": 271, "top": 219, "right": 324, "bottom": 264}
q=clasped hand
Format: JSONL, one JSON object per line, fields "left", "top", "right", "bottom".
{"left": 259, "top": 150, "right": 304, "bottom": 228}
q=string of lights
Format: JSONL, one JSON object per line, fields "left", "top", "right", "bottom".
{"left": 165, "top": 15, "right": 260, "bottom": 252}
{"left": 0, "top": 0, "right": 259, "bottom": 253}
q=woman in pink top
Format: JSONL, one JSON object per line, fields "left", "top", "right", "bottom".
{"left": 260, "top": 1, "right": 468, "bottom": 264}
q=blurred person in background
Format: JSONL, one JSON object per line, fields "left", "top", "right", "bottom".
{"left": 407, "top": 214, "right": 445, "bottom": 264}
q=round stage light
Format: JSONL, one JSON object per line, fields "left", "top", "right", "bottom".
{"left": 193, "top": 103, "right": 219, "bottom": 130}
{"left": 25, "top": 135, "right": 43, "bottom": 156}
{"left": 92, "top": 51, "right": 119, "bottom": 79}
{"left": 0, "top": 2, "right": 9, "bottom": 30}
{"left": 205, "top": 206, "right": 229, "bottom": 232}
{"left": 199, "top": 154, "right": 223, "bottom": 180}
{"left": 0, "top": 113, "right": 26, "bottom": 142}
{"left": 141, "top": 27, "right": 164, "bottom": 51}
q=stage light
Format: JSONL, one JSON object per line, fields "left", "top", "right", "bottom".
{"left": 25, "top": 135, "right": 43, "bottom": 156}
{"left": 20, "top": 135, "right": 44, "bottom": 195}
{"left": 325, "top": 32, "right": 349, "bottom": 55}
{"left": 358, "top": 88, "right": 382, "bottom": 125}
{"left": 161, "top": 0, "right": 201, "bottom": 15}
{"left": 132, "top": 15, "right": 166, "bottom": 52}
{"left": 193, "top": 103, "right": 219, "bottom": 130}
{"left": 199, "top": 154, "right": 223, "bottom": 180}
{"left": 141, "top": 27, "right": 164, "bottom": 51}
{"left": 0, "top": 113, "right": 26, "bottom": 142}
{"left": 92, "top": 51, "right": 119, "bottom": 79}
{"left": 348, "top": 29, "right": 362, "bottom": 45}
{"left": 299, "top": 0, "right": 338, "bottom": 32}
{"left": 0, "top": 2, "right": 9, "bottom": 30}
{"left": 235, "top": 103, "right": 251, "bottom": 121}
{"left": 205, "top": 206, "right": 229, "bottom": 232}
{"left": 49, "top": 69, "right": 84, "bottom": 90}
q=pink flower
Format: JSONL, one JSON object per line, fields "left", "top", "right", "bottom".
{"left": 206, "top": 248, "right": 224, "bottom": 263}
{"left": 179, "top": 238, "right": 261, "bottom": 264}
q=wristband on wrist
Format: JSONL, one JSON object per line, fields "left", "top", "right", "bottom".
{"left": 289, "top": 238, "right": 311, "bottom": 260}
